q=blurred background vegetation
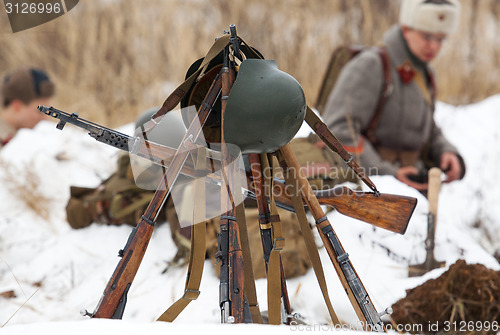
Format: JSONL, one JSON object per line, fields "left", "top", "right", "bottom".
{"left": 1, "top": 0, "right": 499, "bottom": 127}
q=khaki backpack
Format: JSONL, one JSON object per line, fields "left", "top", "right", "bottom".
{"left": 66, "top": 154, "right": 161, "bottom": 229}
{"left": 315, "top": 45, "right": 392, "bottom": 119}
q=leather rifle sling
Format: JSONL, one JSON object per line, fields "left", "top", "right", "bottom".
{"left": 234, "top": 203, "right": 263, "bottom": 324}
{"left": 279, "top": 145, "right": 385, "bottom": 330}
{"left": 141, "top": 35, "right": 231, "bottom": 134}
{"left": 145, "top": 34, "right": 262, "bottom": 133}
{"left": 156, "top": 147, "right": 208, "bottom": 322}
{"left": 276, "top": 150, "right": 341, "bottom": 326}
{"left": 261, "top": 154, "right": 285, "bottom": 325}
{"left": 363, "top": 47, "right": 392, "bottom": 145}
{"left": 233, "top": 165, "right": 263, "bottom": 324}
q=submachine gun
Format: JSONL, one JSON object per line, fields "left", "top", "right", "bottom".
{"left": 38, "top": 24, "right": 417, "bottom": 330}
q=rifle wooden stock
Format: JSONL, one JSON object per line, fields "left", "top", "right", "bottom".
{"left": 315, "top": 187, "right": 415, "bottom": 234}
{"left": 268, "top": 182, "right": 416, "bottom": 235}
{"left": 94, "top": 147, "right": 190, "bottom": 318}
{"left": 92, "top": 208, "right": 156, "bottom": 318}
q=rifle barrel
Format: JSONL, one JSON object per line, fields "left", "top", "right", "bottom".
{"left": 38, "top": 106, "right": 132, "bottom": 152}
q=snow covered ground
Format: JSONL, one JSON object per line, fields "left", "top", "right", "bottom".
{"left": 1, "top": 96, "right": 499, "bottom": 334}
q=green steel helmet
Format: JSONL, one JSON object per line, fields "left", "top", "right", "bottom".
{"left": 135, "top": 107, "right": 186, "bottom": 148}
{"left": 224, "top": 59, "right": 306, "bottom": 154}
{"left": 180, "top": 46, "right": 265, "bottom": 144}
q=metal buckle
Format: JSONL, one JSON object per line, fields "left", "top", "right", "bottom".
{"left": 182, "top": 289, "right": 201, "bottom": 301}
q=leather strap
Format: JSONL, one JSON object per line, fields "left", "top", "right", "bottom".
{"left": 234, "top": 203, "right": 263, "bottom": 323}
{"left": 277, "top": 149, "right": 341, "bottom": 326}
{"left": 156, "top": 147, "right": 208, "bottom": 322}
{"left": 143, "top": 35, "right": 262, "bottom": 134}
{"left": 261, "top": 154, "right": 284, "bottom": 325}
{"left": 363, "top": 47, "right": 392, "bottom": 145}
{"left": 233, "top": 165, "right": 263, "bottom": 324}
{"left": 140, "top": 35, "right": 231, "bottom": 134}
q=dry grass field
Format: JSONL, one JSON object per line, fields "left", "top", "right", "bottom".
{"left": 1, "top": 0, "right": 499, "bottom": 127}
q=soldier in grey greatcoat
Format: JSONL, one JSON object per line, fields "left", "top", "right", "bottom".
{"left": 323, "top": 0, "right": 465, "bottom": 192}
{"left": 0, "top": 67, "right": 55, "bottom": 149}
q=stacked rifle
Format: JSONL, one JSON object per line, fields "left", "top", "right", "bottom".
{"left": 38, "top": 25, "right": 417, "bottom": 331}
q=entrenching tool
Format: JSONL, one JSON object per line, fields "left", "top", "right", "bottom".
{"left": 408, "top": 167, "right": 446, "bottom": 277}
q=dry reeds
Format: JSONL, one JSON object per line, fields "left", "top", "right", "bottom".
{"left": 0, "top": 159, "right": 51, "bottom": 220}
{"left": 0, "top": 0, "right": 498, "bottom": 127}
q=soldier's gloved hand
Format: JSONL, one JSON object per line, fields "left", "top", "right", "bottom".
{"left": 396, "top": 166, "right": 428, "bottom": 191}
{"left": 440, "top": 152, "right": 462, "bottom": 183}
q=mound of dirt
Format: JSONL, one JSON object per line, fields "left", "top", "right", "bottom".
{"left": 390, "top": 259, "right": 500, "bottom": 334}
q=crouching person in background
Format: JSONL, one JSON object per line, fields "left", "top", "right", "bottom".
{"left": 0, "top": 67, "right": 55, "bottom": 149}
{"left": 323, "top": 0, "right": 466, "bottom": 192}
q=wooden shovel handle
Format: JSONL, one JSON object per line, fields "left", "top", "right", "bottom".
{"left": 427, "top": 167, "right": 442, "bottom": 217}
